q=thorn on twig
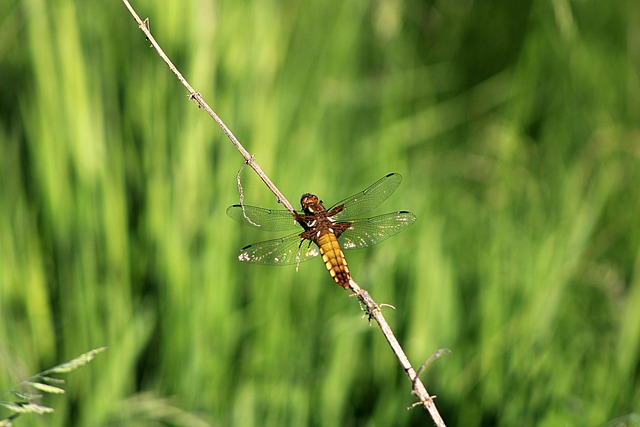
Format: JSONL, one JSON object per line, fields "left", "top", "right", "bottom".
{"left": 141, "top": 18, "right": 151, "bottom": 44}
{"left": 359, "top": 301, "right": 394, "bottom": 324}
{"left": 359, "top": 302, "right": 378, "bottom": 324}
{"left": 188, "top": 92, "right": 202, "bottom": 107}
{"left": 354, "top": 298, "right": 368, "bottom": 315}
{"left": 407, "top": 395, "right": 437, "bottom": 410}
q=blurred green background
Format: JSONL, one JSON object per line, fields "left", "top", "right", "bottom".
{"left": 1, "top": 0, "right": 639, "bottom": 425}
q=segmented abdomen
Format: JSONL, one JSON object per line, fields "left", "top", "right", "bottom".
{"left": 316, "top": 231, "right": 350, "bottom": 289}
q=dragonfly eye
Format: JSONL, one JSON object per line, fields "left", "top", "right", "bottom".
{"left": 300, "top": 193, "right": 319, "bottom": 206}
{"left": 300, "top": 193, "right": 312, "bottom": 203}
{"left": 300, "top": 193, "right": 324, "bottom": 215}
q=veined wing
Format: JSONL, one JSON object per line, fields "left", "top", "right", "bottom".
{"left": 237, "top": 233, "right": 320, "bottom": 265}
{"left": 330, "top": 173, "right": 403, "bottom": 221}
{"left": 226, "top": 205, "right": 299, "bottom": 231}
{"left": 338, "top": 211, "right": 416, "bottom": 250}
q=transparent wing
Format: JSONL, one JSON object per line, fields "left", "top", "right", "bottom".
{"left": 338, "top": 211, "right": 416, "bottom": 250}
{"left": 237, "top": 233, "right": 320, "bottom": 265}
{"left": 226, "top": 205, "right": 300, "bottom": 231}
{"left": 330, "top": 173, "right": 403, "bottom": 221}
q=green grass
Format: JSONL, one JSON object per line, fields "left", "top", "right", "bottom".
{"left": 1, "top": 0, "right": 639, "bottom": 426}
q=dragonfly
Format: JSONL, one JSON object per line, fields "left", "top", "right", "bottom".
{"left": 226, "top": 172, "right": 416, "bottom": 289}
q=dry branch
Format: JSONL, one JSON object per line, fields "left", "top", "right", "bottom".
{"left": 120, "top": 1, "right": 447, "bottom": 425}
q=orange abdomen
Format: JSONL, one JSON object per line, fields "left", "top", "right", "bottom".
{"left": 316, "top": 231, "right": 350, "bottom": 289}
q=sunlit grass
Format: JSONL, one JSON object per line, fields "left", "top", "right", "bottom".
{"left": 0, "top": 0, "right": 638, "bottom": 426}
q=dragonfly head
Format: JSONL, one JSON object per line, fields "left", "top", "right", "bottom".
{"left": 300, "top": 193, "right": 325, "bottom": 214}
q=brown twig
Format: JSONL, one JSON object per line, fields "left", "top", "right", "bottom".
{"left": 121, "top": 1, "right": 447, "bottom": 425}
{"left": 120, "top": 0, "right": 295, "bottom": 215}
{"left": 349, "top": 280, "right": 447, "bottom": 426}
